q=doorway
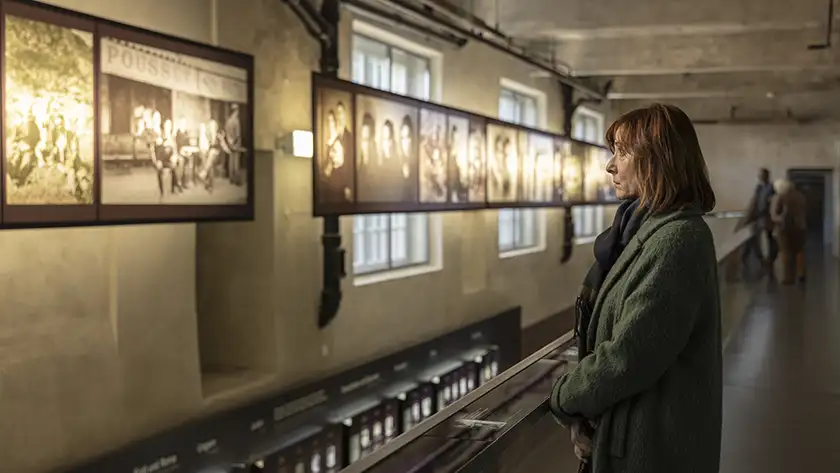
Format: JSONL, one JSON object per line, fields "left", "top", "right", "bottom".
{"left": 786, "top": 168, "right": 834, "bottom": 246}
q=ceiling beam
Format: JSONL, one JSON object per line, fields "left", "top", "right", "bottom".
{"left": 480, "top": 0, "right": 826, "bottom": 33}
{"left": 606, "top": 71, "right": 840, "bottom": 99}
{"left": 540, "top": 28, "right": 839, "bottom": 76}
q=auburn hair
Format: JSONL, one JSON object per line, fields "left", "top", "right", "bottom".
{"left": 605, "top": 103, "right": 716, "bottom": 214}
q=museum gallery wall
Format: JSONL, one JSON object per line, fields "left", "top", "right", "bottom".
{"left": 0, "top": 0, "right": 254, "bottom": 227}
{"left": 312, "top": 73, "right": 617, "bottom": 217}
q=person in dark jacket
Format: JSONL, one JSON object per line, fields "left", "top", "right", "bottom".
{"left": 549, "top": 103, "right": 722, "bottom": 473}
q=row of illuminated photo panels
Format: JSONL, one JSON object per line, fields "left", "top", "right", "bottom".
{"left": 0, "top": 0, "right": 253, "bottom": 224}
{"left": 313, "top": 76, "right": 617, "bottom": 216}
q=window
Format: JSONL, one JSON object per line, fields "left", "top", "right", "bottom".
{"left": 352, "top": 214, "right": 430, "bottom": 273}
{"left": 571, "top": 107, "right": 609, "bottom": 242}
{"left": 351, "top": 31, "right": 436, "bottom": 277}
{"left": 497, "top": 84, "right": 546, "bottom": 256}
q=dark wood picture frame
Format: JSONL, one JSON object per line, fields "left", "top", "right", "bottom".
{"left": 311, "top": 72, "right": 618, "bottom": 217}
{"left": 0, "top": 0, "right": 255, "bottom": 229}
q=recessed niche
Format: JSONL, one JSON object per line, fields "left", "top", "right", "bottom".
{"left": 195, "top": 222, "right": 275, "bottom": 398}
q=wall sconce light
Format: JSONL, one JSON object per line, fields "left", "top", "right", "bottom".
{"left": 276, "top": 130, "right": 314, "bottom": 158}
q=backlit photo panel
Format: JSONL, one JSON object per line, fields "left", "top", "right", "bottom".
{"left": 518, "top": 131, "right": 536, "bottom": 202}
{"left": 552, "top": 138, "right": 568, "bottom": 203}
{"left": 465, "top": 117, "right": 486, "bottom": 203}
{"left": 486, "top": 123, "right": 518, "bottom": 203}
{"left": 418, "top": 108, "right": 448, "bottom": 203}
{"left": 4, "top": 13, "right": 94, "bottom": 205}
{"left": 529, "top": 132, "right": 553, "bottom": 202}
{"left": 446, "top": 114, "right": 469, "bottom": 203}
{"left": 99, "top": 36, "right": 250, "bottom": 205}
{"left": 583, "top": 144, "right": 609, "bottom": 203}
{"left": 563, "top": 141, "right": 586, "bottom": 203}
{"left": 355, "top": 94, "right": 419, "bottom": 203}
{"left": 316, "top": 87, "right": 355, "bottom": 205}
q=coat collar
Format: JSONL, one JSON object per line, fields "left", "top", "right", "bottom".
{"left": 588, "top": 206, "right": 704, "bottom": 337}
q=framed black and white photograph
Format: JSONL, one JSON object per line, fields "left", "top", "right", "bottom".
{"left": 418, "top": 108, "right": 447, "bottom": 203}
{"left": 446, "top": 114, "right": 470, "bottom": 203}
{"left": 552, "top": 138, "right": 570, "bottom": 203}
{"left": 2, "top": 2, "right": 96, "bottom": 224}
{"left": 486, "top": 123, "right": 518, "bottom": 203}
{"left": 563, "top": 141, "right": 586, "bottom": 203}
{"left": 518, "top": 131, "right": 536, "bottom": 202}
{"left": 355, "top": 94, "right": 418, "bottom": 204}
{"left": 465, "top": 117, "right": 486, "bottom": 203}
{"left": 97, "top": 23, "right": 253, "bottom": 222}
{"left": 584, "top": 145, "right": 615, "bottom": 203}
{"left": 315, "top": 85, "right": 355, "bottom": 207}
{"left": 529, "top": 132, "right": 553, "bottom": 202}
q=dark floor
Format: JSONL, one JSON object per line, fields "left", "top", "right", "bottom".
{"left": 721, "top": 241, "right": 840, "bottom": 472}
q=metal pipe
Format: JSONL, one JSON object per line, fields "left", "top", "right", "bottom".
{"left": 808, "top": 0, "right": 834, "bottom": 49}
{"left": 416, "top": 0, "right": 574, "bottom": 73}
{"left": 343, "top": 0, "right": 468, "bottom": 47}
{"left": 373, "top": 0, "right": 606, "bottom": 100}
{"left": 285, "top": 0, "right": 332, "bottom": 46}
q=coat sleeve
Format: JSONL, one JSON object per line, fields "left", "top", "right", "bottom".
{"left": 549, "top": 224, "right": 712, "bottom": 422}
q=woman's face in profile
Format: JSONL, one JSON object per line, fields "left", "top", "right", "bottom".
{"left": 607, "top": 127, "right": 639, "bottom": 199}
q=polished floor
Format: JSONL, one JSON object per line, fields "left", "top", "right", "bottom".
{"left": 721, "top": 241, "right": 840, "bottom": 472}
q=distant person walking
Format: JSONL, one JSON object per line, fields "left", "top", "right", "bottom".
{"left": 770, "top": 178, "right": 807, "bottom": 284}
{"left": 735, "top": 167, "right": 777, "bottom": 276}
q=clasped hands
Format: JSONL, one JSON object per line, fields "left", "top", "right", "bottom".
{"left": 570, "top": 419, "right": 597, "bottom": 463}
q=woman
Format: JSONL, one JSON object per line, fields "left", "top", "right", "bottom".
{"left": 549, "top": 104, "right": 722, "bottom": 473}
{"left": 770, "top": 178, "right": 807, "bottom": 284}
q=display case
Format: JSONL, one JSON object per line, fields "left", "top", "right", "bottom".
{"left": 458, "top": 362, "right": 479, "bottom": 398}
{"left": 400, "top": 385, "right": 424, "bottom": 433}
{"left": 319, "top": 425, "right": 343, "bottom": 473}
{"left": 478, "top": 347, "right": 500, "bottom": 385}
{"left": 381, "top": 399, "right": 400, "bottom": 445}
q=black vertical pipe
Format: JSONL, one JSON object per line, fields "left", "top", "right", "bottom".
{"left": 318, "top": 0, "right": 345, "bottom": 329}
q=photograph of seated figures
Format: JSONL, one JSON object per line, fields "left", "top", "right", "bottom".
{"left": 4, "top": 13, "right": 94, "bottom": 205}
{"left": 98, "top": 35, "right": 250, "bottom": 205}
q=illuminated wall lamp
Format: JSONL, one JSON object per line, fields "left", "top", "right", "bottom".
{"left": 276, "top": 130, "right": 314, "bottom": 158}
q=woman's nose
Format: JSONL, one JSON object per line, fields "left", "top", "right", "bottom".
{"left": 606, "top": 156, "right": 617, "bottom": 174}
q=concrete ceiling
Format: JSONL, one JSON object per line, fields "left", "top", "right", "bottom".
{"left": 455, "top": 0, "right": 840, "bottom": 121}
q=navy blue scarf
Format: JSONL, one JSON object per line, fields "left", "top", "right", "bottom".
{"left": 575, "top": 199, "right": 648, "bottom": 358}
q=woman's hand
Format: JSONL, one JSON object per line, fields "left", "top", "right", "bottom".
{"left": 571, "top": 421, "right": 594, "bottom": 462}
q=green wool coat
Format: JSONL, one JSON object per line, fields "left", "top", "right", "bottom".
{"left": 549, "top": 208, "right": 723, "bottom": 473}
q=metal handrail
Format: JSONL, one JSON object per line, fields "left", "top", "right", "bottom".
{"left": 339, "top": 331, "right": 576, "bottom": 473}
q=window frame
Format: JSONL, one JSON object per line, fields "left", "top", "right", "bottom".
{"left": 349, "top": 22, "right": 444, "bottom": 285}
{"left": 496, "top": 79, "right": 549, "bottom": 258}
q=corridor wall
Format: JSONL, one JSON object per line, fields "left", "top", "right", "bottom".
{"left": 0, "top": 1, "right": 603, "bottom": 472}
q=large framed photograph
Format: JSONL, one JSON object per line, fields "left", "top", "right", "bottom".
{"left": 418, "top": 108, "right": 448, "bottom": 203}
{"left": 97, "top": 22, "right": 253, "bottom": 222}
{"left": 529, "top": 132, "right": 554, "bottom": 203}
{"left": 552, "top": 138, "right": 571, "bottom": 203}
{"left": 562, "top": 141, "right": 586, "bottom": 204}
{"left": 486, "top": 123, "right": 518, "bottom": 203}
{"left": 583, "top": 145, "right": 615, "bottom": 203}
{"left": 354, "top": 93, "right": 419, "bottom": 205}
{"left": 313, "top": 81, "right": 355, "bottom": 214}
{"left": 2, "top": 1, "right": 96, "bottom": 224}
{"left": 447, "top": 114, "right": 484, "bottom": 205}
